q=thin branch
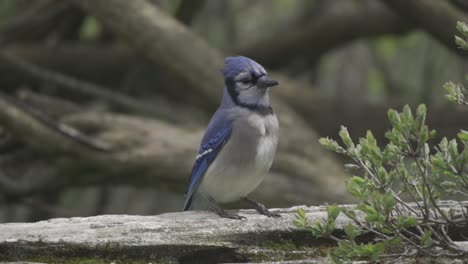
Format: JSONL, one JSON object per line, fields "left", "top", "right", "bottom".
{"left": 0, "top": 92, "right": 111, "bottom": 152}
{"left": 0, "top": 93, "right": 110, "bottom": 160}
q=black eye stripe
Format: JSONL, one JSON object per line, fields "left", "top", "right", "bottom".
{"left": 237, "top": 73, "right": 263, "bottom": 84}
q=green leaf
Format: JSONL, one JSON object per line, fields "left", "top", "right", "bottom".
{"left": 341, "top": 208, "right": 357, "bottom": 220}
{"left": 344, "top": 223, "right": 360, "bottom": 240}
{"left": 457, "top": 21, "right": 468, "bottom": 37}
{"left": 377, "top": 166, "right": 389, "bottom": 186}
{"left": 319, "top": 137, "right": 342, "bottom": 153}
{"left": 431, "top": 155, "right": 446, "bottom": 171}
{"left": 344, "top": 163, "right": 360, "bottom": 170}
{"left": 298, "top": 208, "right": 306, "bottom": 218}
{"left": 382, "top": 193, "right": 396, "bottom": 214}
{"left": 327, "top": 251, "right": 344, "bottom": 264}
{"left": 455, "top": 35, "right": 467, "bottom": 48}
{"left": 346, "top": 177, "right": 367, "bottom": 199}
{"left": 397, "top": 216, "right": 417, "bottom": 228}
{"left": 384, "top": 237, "right": 402, "bottom": 249}
{"left": 366, "top": 130, "right": 377, "bottom": 146}
{"left": 326, "top": 205, "right": 340, "bottom": 233}
{"left": 327, "top": 205, "right": 340, "bottom": 222}
{"left": 459, "top": 148, "right": 468, "bottom": 165}
{"left": 349, "top": 242, "right": 385, "bottom": 261}
{"left": 357, "top": 203, "right": 385, "bottom": 224}
{"left": 293, "top": 218, "right": 303, "bottom": 227}
{"left": 79, "top": 16, "right": 102, "bottom": 40}
{"left": 444, "top": 81, "right": 466, "bottom": 103}
{"left": 401, "top": 104, "right": 414, "bottom": 129}
{"left": 371, "top": 242, "right": 385, "bottom": 261}
{"left": 422, "top": 229, "right": 433, "bottom": 248}
{"left": 449, "top": 139, "right": 459, "bottom": 160}
{"left": 294, "top": 208, "right": 308, "bottom": 227}
{"left": 339, "top": 126, "right": 354, "bottom": 149}
{"left": 387, "top": 109, "right": 402, "bottom": 131}
{"left": 439, "top": 137, "right": 449, "bottom": 152}
{"left": 419, "top": 125, "right": 429, "bottom": 144}
{"left": 458, "top": 130, "right": 468, "bottom": 141}
{"left": 310, "top": 222, "right": 326, "bottom": 237}
{"left": 415, "top": 104, "right": 427, "bottom": 128}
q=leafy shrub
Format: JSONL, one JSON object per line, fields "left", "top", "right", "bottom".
{"left": 295, "top": 22, "right": 468, "bottom": 263}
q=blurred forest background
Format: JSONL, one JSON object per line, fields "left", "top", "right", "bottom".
{"left": 0, "top": 0, "right": 467, "bottom": 223}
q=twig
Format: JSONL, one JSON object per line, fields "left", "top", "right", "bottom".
{"left": 0, "top": 92, "right": 111, "bottom": 152}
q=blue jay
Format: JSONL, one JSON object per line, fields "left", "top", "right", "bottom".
{"left": 183, "top": 56, "right": 280, "bottom": 219}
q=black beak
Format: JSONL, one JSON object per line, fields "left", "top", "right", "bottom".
{"left": 258, "top": 75, "right": 279, "bottom": 88}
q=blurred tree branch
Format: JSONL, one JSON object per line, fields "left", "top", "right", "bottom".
{"left": 0, "top": 45, "right": 465, "bottom": 146}
{"left": 0, "top": 96, "right": 350, "bottom": 204}
{"left": 0, "top": 0, "right": 82, "bottom": 44}
{"left": 0, "top": 44, "right": 135, "bottom": 89}
{"left": 0, "top": 0, "right": 356, "bottom": 206}
{"left": 175, "top": 0, "right": 206, "bottom": 26}
{"left": 81, "top": 0, "right": 223, "bottom": 110}
{"left": 0, "top": 51, "right": 175, "bottom": 121}
{"left": 240, "top": 4, "right": 412, "bottom": 69}
{"left": 381, "top": 0, "right": 468, "bottom": 57}
{"left": 0, "top": 0, "right": 466, "bottom": 219}
{"left": 452, "top": 0, "right": 468, "bottom": 13}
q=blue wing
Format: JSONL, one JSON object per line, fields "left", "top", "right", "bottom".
{"left": 183, "top": 123, "right": 232, "bottom": 210}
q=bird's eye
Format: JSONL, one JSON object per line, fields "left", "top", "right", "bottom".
{"left": 240, "top": 79, "right": 251, "bottom": 85}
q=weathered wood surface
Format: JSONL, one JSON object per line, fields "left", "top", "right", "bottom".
{"left": 1, "top": 202, "right": 468, "bottom": 263}
{"left": 0, "top": 205, "right": 336, "bottom": 263}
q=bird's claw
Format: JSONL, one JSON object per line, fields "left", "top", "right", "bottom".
{"left": 264, "top": 210, "right": 282, "bottom": 218}
{"left": 243, "top": 197, "right": 281, "bottom": 218}
{"left": 219, "top": 211, "right": 246, "bottom": 220}
{"left": 209, "top": 200, "right": 246, "bottom": 220}
{"left": 258, "top": 207, "right": 282, "bottom": 218}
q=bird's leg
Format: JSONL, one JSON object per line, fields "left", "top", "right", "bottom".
{"left": 207, "top": 196, "right": 246, "bottom": 220}
{"left": 243, "top": 197, "right": 281, "bottom": 218}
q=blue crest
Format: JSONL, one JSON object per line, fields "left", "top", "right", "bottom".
{"left": 223, "top": 56, "right": 267, "bottom": 80}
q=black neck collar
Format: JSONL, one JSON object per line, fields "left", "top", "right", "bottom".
{"left": 226, "top": 80, "right": 273, "bottom": 116}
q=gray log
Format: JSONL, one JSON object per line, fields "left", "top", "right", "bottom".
{"left": 1, "top": 201, "right": 468, "bottom": 263}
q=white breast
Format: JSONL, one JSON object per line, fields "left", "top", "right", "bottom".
{"left": 197, "top": 110, "right": 279, "bottom": 204}
{"left": 247, "top": 113, "right": 279, "bottom": 171}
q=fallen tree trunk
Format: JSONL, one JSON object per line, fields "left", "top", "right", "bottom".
{"left": 1, "top": 201, "right": 467, "bottom": 263}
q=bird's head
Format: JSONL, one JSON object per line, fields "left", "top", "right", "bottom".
{"left": 223, "top": 56, "right": 278, "bottom": 108}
